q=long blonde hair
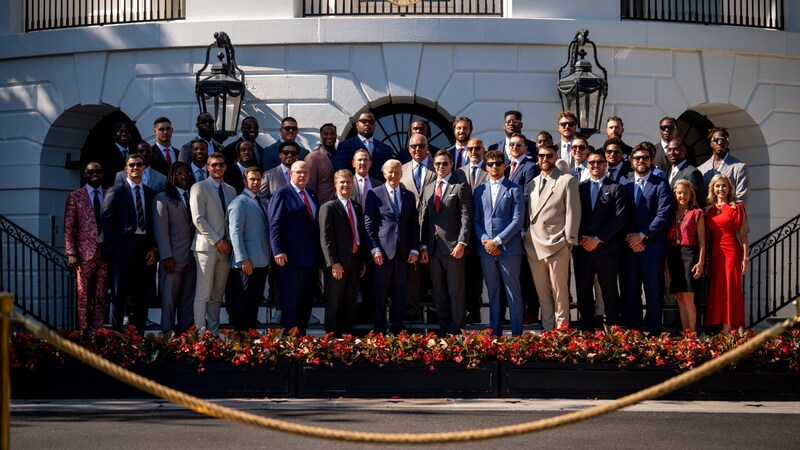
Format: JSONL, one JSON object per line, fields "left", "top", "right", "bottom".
{"left": 706, "top": 173, "right": 737, "bottom": 206}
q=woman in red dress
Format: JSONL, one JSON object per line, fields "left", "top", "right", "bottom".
{"left": 704, "top": 173, "right": 749, "bottom": 334}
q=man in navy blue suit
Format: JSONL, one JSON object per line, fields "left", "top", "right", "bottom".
{"left": 334, "top": 112, "right": 396, "bottom": 180}
{"left": 487, "top": 110, "right": 536, "bottom": 163}
{"left": 572, "top": 150, "right": 626, "bottom": 329}
{"left": 621, "top": 142, "right": 673, "bottom": 335}
{"left": 473, "top": 150, "right": 525, "bottom": 336}
{"left": 268, "top": 160, "right": 320, "bottom": 335}
{"left": 363, "top": 159, "right": 420, "bottom": 334}
{"left": 100, "top": 154, "right": 159, "bottom": 332}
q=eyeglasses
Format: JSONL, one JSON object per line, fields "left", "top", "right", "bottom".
{"left": 711, "top": 137, "right": 728, "bottom": 144}
{"left": 504, "top": 120, "right": 521, "bottom": 125}
{"left": 209, "top": 162, "right": 226, "bottom": 168}
{"left": 357, "top": 119, "right": 375, "bottom": 124}
{"left": 632, "top": 155, "right": 651, "bottom": 161}
{"left": 587, "top": 160, "right": 606, "bottom": 166}
{"left": 537, "top": 154, "right": 555, "bottom": 159}
{"left": 467, "top": 146, "right": 483, "bottom": 151}
{"left": 281, "top": 150, "right": 299, "bottom": 156}
{"left": 434, "top": 162, "right": 450, "bottom": 167}
{"left": 559, "top": 121, "right": 576, "bottom": 128}
{"left": 127, "top": 162, "right": 144, "bottom": 168}
{"left": 485, "top": 161, "right": 504, "bottom": 168}
{"left": 571, "top": 144, "right": 588, "bottom": 150}
{"left": 660, "top": 124, "right": 676, "bottom": 131}
{"left": 605, "top": 149, "right": 621, "bottom": 155}
{"left": 282, "top": 126, "right": 298, "bottom": 132}
{"left": 508, "top": 142, "right": 525, "bottom": 148}
{"left": 409, "top": 144, "right": 426, "bottom": 149}
{"left": 85, "top": 169, "right": 103, "bottom": 175}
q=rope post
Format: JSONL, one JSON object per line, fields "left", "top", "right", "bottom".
{"left": 0, "top": 292, "right": 13, "bottom": 450}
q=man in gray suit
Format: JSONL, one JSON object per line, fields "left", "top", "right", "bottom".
{"left": 114, "top": 141, "right": 167, "bottom": 193}
{"left": 697, "top": 127, "right": 750, "bottom": 206}
{"left": 667, "top": 138, "right": 705, "bottom": 201}
{"left": 524, "top": 143, "right": 581, "bottom": 330}
{"left": 153, "top": 162, "right": 196, "bottom": 334}
{"left": 228, "top": 166, "right": 271, "bottom": 331}
{"left": 420, "top": 149, "right": 473, "bottom": 334}
{"left": 189, "top": 151, "right": 237, "bottom": 333}
{"left": 460, "top": 138, "right": 488, "bottom": 323}
{"left": 259, "top": 141, "right": 299, "bottom": 201}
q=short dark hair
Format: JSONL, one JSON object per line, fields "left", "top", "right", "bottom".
{"left": 540, "top": 143, "right": 558, "bottom": 154}
{"left": 319, "top": 123, "right": 336, "bottom": 134}
{"left": 278, "top": 141, "right": 299, "bottom": 153}
{"left": 509, "top": 132, "right": 528, "bottom": 142}
{"left": 113, "top": 121, "right": 130, "bottom": 133}
{"left": 603, "top": 137, "right": 624, "bottom": 149}
{"left": 587, "top": 150, "right": 606, "bottom": 161}
{"left": 504, "top": 110, "right": 522, "bottom": 120}
{"left": 632, "top": 142, "right": 656, "bottom": 158}
{"left": 243, "top": 166, "right": 262, "bottom": 178}
{"left": 707, "top": 126, "right": 729, "bottom": 139}
{"left": 190, "top": 139, "right": 208, "bottom": 149}
{"left": 281, "top": 116, "right": 298, "bottom": 126}
{"left": 606, "top": 115, "right": 624, "bottom": 126}
{"left": 537, "top": 131, "right": 553, "bottom": 140}
{"left": 659, "top": 116, "right": 677, "bottom": 125}
{"left": 125, "top": 154, "right": 143, "bottom": 165}
{"left": 453, "top": 117, "right": 473, "bottom": 131}
{"left": 208, "top": 151, "right": 225, "bottom": 161}
{"left": 153, "top": 117, "right": 171, "bottom": 127}
{"left": 434, "top": 148, "right": 453, "bottom": 161}
{"left": 484, "top": 150, "right": 505, "bottom": 163}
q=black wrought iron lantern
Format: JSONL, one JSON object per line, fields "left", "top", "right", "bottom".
{"left": 195, "top": 32, "right": 246, "bottom": 142}
{"left": 557, "top": 29, "right": 608, "bottom": 137}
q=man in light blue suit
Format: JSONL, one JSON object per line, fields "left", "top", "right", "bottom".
{"left": 228, "top": 166, "right": 271, "bottom": 331}
{"left": 472, "top": 150, "right": 525, "bottom": 336}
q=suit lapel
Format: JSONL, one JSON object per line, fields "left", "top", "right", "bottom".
{"left": 492, "top": 182, "right": 507, "bottom": 215}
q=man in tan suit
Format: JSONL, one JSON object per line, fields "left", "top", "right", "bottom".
{"left": 524, "top": 143, "right": 581, "bottom": 330}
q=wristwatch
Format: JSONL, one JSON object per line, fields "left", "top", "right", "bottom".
{"left": 639, "top": 232, "right": 647, "bottom": 240}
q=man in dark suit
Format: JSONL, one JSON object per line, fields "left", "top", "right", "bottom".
{"left": 223, "top": 116, "right": 264, "bottom": 168}
{"left": 334, "top": 112, "right": 394, "bottom": 180}
{"left": 179, "top": 112, "right": 223, "bottom": 166}
{"left": 260, "top": 117, "right": 310, "bottom": 172}
{"left": 420, "top": 149, "right": 473, "bottom": 334}
{"left": 572, "top": 150, "right": 627, "bottom": 329}
{"left": 114, "top": 141, "right": 167, "bottom": 193}
{"left": 228, "top": 166, "right": 271, "bottom": 331}
{"left": 622, "top": 143, "right": 674, "bottom": 335}
{"left": 654, "top": 117, "right": 677, "bottom": 172}
{"left": 92, "top": 121, "right": 132, "bottom": 188}
{"left": 604, "top": 116, "right": 633, "bottom": 160}
{"left": 473, "top": 150, "right": 525, "bottom": 336}
{"left": 460, "top": 138, "right": 488, "bottom": 323}
{"left": 223, "top": 140, "right": 258, "bottom": 195}
{"left": 363, "top": 159, "right": 420, "bottom": 334}
{"left": 268, "top": 161, "right": 320, "bottom": 335}
{"left": 445, "top": 117, "right": 473, "bottom": 171}
{"left": 150, "top": 117, "right": 178, "bottom": 176}
{"left": 153, "top": 162, "right": 196, "bottom": 334}
{"left": 603, "top": 138, "right": 631, "bottom": 183}
{"left": 320, "top": 170, "right": 367, "bottom": 335}
{"left": 667, "top": 137, "right": 705, "bottom": 201}
{"left": 188, "top": 140, "right": 210, "bottom": 183}
{"left": 64, "top": 161, "right": 109, "bottom": 331}
{"left": 487, "top": 110, "right": 536, "bottom": 163}
{"left": 350, "top": 148, "right": 380, "bottom": 323}
{"left": 99, "top": 154, "right": 159, "bottom": 332}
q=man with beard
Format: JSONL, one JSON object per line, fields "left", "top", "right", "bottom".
{"left": 604, "top": 116, "right": 633, "bottom": 160}
{"left": 189, "top": 140, "right": 210, "bottom": 183}
{"left": 603, "top": 138, "right": 631, "bottom": 183}
{"left": 335, "top": 112, "right": 394, "bottom": 180}
{"left": 223, "top": 116, "right": 264, "bottom": 168}
{"left": 446, "top": 117, "right": 473, "bottom": 171}
{"left": 150, "top": 117, "right": 178, "bottom": 176}
{"left": 305, "top": 123, "right": 337, "bottom": 205}
{"left": 654, "top": 117, "right": 677, "bottom": 172}
{"left": 667, "top": 137, "right": 705, "bottom": 201}
{"left": 223, "top": 140, "right": 258, "bottom": 194}
{"left": 556, "top": 111, "right": 578, "bottom": 167}
{"left": 697, "top": 127, "right": 749, "bottom": 206}
{"left": 180, "top": 112, "right": 223, "bottom": 165}
{"left": 488, "top": 110, "right": 536, "bottom": 163}
{"left": 261, "top": 117, "right": 310, "bottom": 172}
{"left": 64, "top": 161, "right": 110, "bottom": 331}
{"left": 93, "top": 121, "right": 133, "bottom": 187}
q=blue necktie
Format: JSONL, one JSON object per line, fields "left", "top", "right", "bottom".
{"left": 635, "top": 178, "right": 644, "bottom": 203}
{"left": 391, "top": 189, "right": 400, "bottom": 217}
{"left": 413, "top": 163, "right": 423, "bottom": 192}
{"left": 591, "top": 181, "right": 600, "bottom": 210}
{"left": 218, "top": 184, "right": 226, "bottom": 211}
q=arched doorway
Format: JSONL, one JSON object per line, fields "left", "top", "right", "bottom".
{"left": 344, "top": 102, "right": 455, "bottom": 156}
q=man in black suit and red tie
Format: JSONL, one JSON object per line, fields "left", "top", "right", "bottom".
{"left": 150, "top": 117, "right": 178, "bottom": 176}
{"left": 572, "top": 150, "right": 626, "bottom": 329}
{"left": 99, "top": 154, "right": 159, "bottom": 332}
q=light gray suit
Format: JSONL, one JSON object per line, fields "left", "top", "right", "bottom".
{"left": 524, "top": 168, "right": 581, "bottom": 330}
{"left": 189, "top": 178, "right": 237, "bottom": 333}
{"left": 259, "top": 164, "right": 290, "bottom": 201}
{"left": 459, "top": 163, "right": 489, "bottom": 191}
{"left": 400, "top": 158, "right": 436, "bottom": 213}
{"left": 153, "top": 190, "right": 196, "bottom": 333}
{"left": 698, "top": 152, "right": 750, "bottom": 206}
{"left": 114, "top": 168, "right": 167, "bottom": 193}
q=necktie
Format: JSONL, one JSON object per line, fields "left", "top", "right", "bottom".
{"left": 366, "top": 139, "right": 373, "bottom": 155}
{"left": 471, "top": 166, "right": 478, "bottom": 186}
{"left": 134, "top": 185, "right": 145, "bottom": 231}
{"left": 183, "top": 191, "right": 192, "bottom": 218}
{"left": 510, "top": 161, "right": 517, "bottom": 178}
{"left": 591, "top": 181, "right": 600, "bottom": 210}
{"left": 539, "top": 177, "right": 546, "bottom": 195}
{"left": 455, "top": 148, "right": 464, "bottom": 170}
{"left": 573, "top": 166, "right": 582, "bottom": 179}
{"left": 670, "top": 166, "right": 679, "bottom": 182}
{"left": 92, "top": 189, "right": 101, "bottom": 225}
{"left": 165, "top": 147, "right": 172, "bottom": 166}
{"left": 391, "top": 189, "right": 400, "bottom": 217}
{"left": 196, "top": 169, "right": 205, "bottom": 181}
{"left": 346, "top": 200, "right": 358, "bottom": 253}
{"left": 635, "top": 178, "right": 644, "bottom": 203}
{"left": 360, "top": 177, "right": 368, "bottom": 206}
{"left": 301, "top": 189, "right": 314, "bottom": 219}
{"left": 608, "top": 167, "right": 616, "bottom": 180}
{"left": 257, "top": 196, "right": 268, "bottom": 223}
{"left": 217, "top": 183, "right": 226, "bottom": 211}
{"left": 434, "top": 180, "right": 443, "bottom": 213}
{"left": 122, "top": 148, "right": 128, "bottom": 158}
{"left": 413, "top": 163, "right": 423, "bottom": 192}
{"left": 284, "top": 169, "right": 291, "bottom": 185}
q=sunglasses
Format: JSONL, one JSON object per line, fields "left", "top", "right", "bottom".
{"left": 467, "top": 146, "right": 483, "bottom": 151}
{"left": 357, "top": 119, "right": 375, "bottom": 124}
{"left": 559, "top": 121, "right": 576, "bottom": 128}
{"left": 537, "top": 154, "right": 555, "bottom": 159}
{"left": 127, "top": 162, "right": 144, "bottom": 168}
{"left": 485, "top": 161, "right": 504, "bottom": 168}
{"left": 660, "top": 125, "right": 676, "bottom": 131}
{"left": 281, "top": 150, "right": 299, "bottom": 156}
{"left": 434, "top": 162, "right": 450, "bottom": 167}
{"left": 85, "top": 169, "right": 103, "bottom": 175}
{"left": 632, "top": 155, "right": 651, "bottom": 161}
{"left": 282, "top": 126, "right": 298, "bottom": 132}
{"left": 208, "top": 162, "right": 226, "bottom": 168}
{"left": 571, "top": 144, "right": 588, "bottom": 150}
{"left": 587, "top": 160, "right": 606, "bottom": 166}
{"left": 508, "top": 142, "right": 526, "bottom": 148}
{"left": 711, "top": 137, "right": 728, "bottom": 144}
{"left": 605, "top": 149, "right": 621, "bottom": 155}
{"left": 409, "top": 144, "right": 426, "bottom": 149}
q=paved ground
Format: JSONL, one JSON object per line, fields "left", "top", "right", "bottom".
{"left": 11, "top": 399, "right": 800, "bottom": 449}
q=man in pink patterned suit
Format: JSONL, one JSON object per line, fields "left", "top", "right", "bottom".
{"left": 64, "top": 161, "right": 109, "bottom": 331}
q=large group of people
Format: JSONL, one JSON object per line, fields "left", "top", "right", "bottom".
{"left": 63, "top": 109, "right": 751, "bottom": 337}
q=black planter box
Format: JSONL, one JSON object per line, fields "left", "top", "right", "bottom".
{"left": 297, "top": 362, "right": 499, "bottom": 398}
{"left": 500, "top": 362, "right": 800, "bottom": 401}
{"left": 11, "top": 361, "right": 295, "bottom": 399}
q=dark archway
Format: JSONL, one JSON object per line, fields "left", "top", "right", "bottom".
{"left": 676, "top": 109, "right": 715, "bottom": 167}
{"left": 345, "top": 102, "right": 455, "bottom": 155}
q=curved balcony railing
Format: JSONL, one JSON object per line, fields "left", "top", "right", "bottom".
{"left": 302, "top": 0, "right": 503, "bottom": 17}
{"left": 621, "top": 0, "right": 784, "bottom": 30}
{"left": 25, "top": 0, "right": 185, "bottom": 32}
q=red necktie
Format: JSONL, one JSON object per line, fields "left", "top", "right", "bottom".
{"left": 455, "top": 148, "right": 463, "bottom": 169}
{"left": 165, "top": 147, "right": 172, "bottom": 166}
{"left": 510, "top": 161, "right": 517, "bottom": 178}
{"left": 301, "top": 189, "right": 314, "bottom": 219}
{"left": 434, "top": 180, "right": 443, "bottom": 214}
{"left": 346, "top": 201, "right": 358, "bottom": 253}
